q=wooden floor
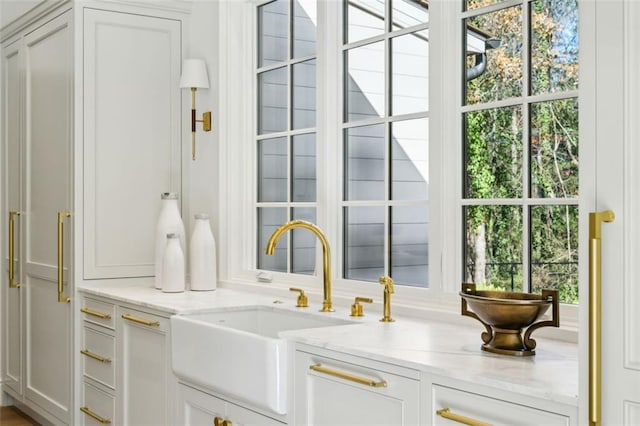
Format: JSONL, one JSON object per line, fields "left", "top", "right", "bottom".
{"left": 0, "top": 406, "right": 39, "bottom": 426}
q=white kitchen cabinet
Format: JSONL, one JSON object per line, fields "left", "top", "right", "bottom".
{"left": 79, "top": 296, "right": 116, "bottom": 425}
{"left": 178, "top": 383, "right": 285, "bottom": 426}
{"left": 428, "top": 375, "right": 577, "bottom": 426}
{"left": 1, "top": 7, "right": 74, "bottom": 424}
{"left": 293, "top": 345, "right": 421, "bottom": 426}
{"left": 2, "top": 33, "right": 23, "bottom": 400}
{"left": 118, "top": 306, "right": 176, "bottom": 426}
{"left": 82, "top": 7, "right": 182, "bottom": 280}
{"left": 79, "top": 293, "right": 178, "bottom": 426}
{"left": 2, "top": 1, "right": 184, "bottom": 424}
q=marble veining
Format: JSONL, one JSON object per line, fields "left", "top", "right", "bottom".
{"left": 78, "top": 279, "right": 578, "bottom": 407}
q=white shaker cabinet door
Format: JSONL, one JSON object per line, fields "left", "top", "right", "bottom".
{"left": 294, "top": 347, "right": 420, "bottom": 426}
{"left": 83, "top": 8, "right": 182, "bottom": 279}
{"left": 117, "top": 307, "right": 176, "bottom": 426}
{"left": 582, "top": 1, "right": 640, "bottom": 424}
{"left": 2, "top": 36, "right": 24, "bottom": 399}
{"left": 23, "top": 9, "right": 74, "bottom": 424}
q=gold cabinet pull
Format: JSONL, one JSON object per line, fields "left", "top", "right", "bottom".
{"left": 81, "top": 307, "right": 111, "bottom": 319}
{"left": 57, "top": 211, "right": 71, "bottom": 303}
{"left": 436, "top": 408, "right": 492, "bottom": 426}
{"left": 309, "top": 364, "right": 387, "bottom": 388}
{"left": 80, "top": 349, "right": 111, "bottom": 363}
{"left": 8, "top": 211, "right": 20, "bottom": 288}
{"left": 80, "top": 406, "right": 111, "bottom": 424}
{"left": 214, "top": 417, "right": 232, "bottom": 426}
{"left": 589, "top": 210, "right": 614, "bottom": 426}
{"left": 121, "top": 313, "right": 160, "bottom": 327}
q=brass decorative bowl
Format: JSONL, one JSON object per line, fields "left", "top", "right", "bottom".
{"left": 460, "top": 283, "right": 559, "bottom": 357}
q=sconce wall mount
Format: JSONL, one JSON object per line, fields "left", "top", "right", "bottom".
{"left": 180, "top": 59, "right": 211, "bottom": 160}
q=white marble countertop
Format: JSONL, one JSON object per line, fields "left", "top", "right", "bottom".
{"left": 78, "top": 279, "right": 579, "bottom": 407}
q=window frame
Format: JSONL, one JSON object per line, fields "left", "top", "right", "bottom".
{"left": 216, "top": 0, "right": 578, "bottom": 332}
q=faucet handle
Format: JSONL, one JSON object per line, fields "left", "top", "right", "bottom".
{"left": 350, "top": 297, "right": 373, "bottom": 317}
{"left": 289, "top": 287, "right": 309, "bottom": 308}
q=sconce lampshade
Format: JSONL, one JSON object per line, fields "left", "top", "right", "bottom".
{"left": 180, "top": 59, "right": 210, "bottom": 89}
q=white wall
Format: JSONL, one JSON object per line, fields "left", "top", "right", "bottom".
{"left": 183, "top": 0, "right": 221, "bottom": 254}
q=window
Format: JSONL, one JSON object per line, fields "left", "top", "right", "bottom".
{"left": 249, "top": 0, "right": 579, "bottom": 303}
{"left": 462, "top": 0, "right": 579, "bottom": 303}
{"left": 256, "top": 0, "right": 318, "bottom": 274}
{"left": 343, "top": 1, "right": 429, "bottom": 287}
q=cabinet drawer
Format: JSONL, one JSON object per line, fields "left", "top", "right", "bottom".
{"left": 81, "top": 298, "right": 116, "bottom": 329}
{"left": 296, "top": 349, "right": 420, "bottom": 425}
{"left": 81, "top": 381, "right": 114, "bottom": 426}
{"left": 432, "top": 384, "right": 570, "bottom": 426}
{"left": 81, "top": 326, "right": 115, "bottom": 389}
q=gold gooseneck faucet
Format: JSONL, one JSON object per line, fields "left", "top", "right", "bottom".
{"left": 265, "top": 220, "right": 334, "bottom": 312}
{"left": 379, "top": 276, "right": 395, "bottom": 322}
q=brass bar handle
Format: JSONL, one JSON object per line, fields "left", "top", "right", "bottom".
{"left": 214, "top": 417, "right": 232, "bottom": 426}
{"left": 80, "top": 406, "right": 111, "bottom": 424}
{"left": 121, "top": 313, "right": 160, "bottom": 327}
{"left": 8, "top": 211, "right": 20, "bottom": 288}
{"left": 589, "top": 210, "right": 614, "bottom": 426}
{"left": 436, "top": 408, "right": 492, "bottom": 426}
{"left": 309, "top": 364, "right": 387, "bottom": 388}
{"left": 80, "top": 307, "right": 111, "bottom": 319}
{"left": 80, "top": 349, "right": 112, "bottom": 363}
{"left": 57, "top": 211, "right": 71, "bottom": 303}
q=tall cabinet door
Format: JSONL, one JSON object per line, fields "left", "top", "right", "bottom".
{"left": 23, "top": 10, "right": 73, "bottom": 424}
{"left": 82, "top": 8, "right": 182, "bottom": 280}
{"left": 581, "top": 1, "right": 640, "bottom": 424}
{"left": 2, "top": 37, "right": 24, "bottom": 398}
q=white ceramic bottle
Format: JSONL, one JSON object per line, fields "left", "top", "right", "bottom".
{"left": 154, "top": 193, "right": 186, "bottom": 289}
{"left": 162, "top": 233, "right": 185, "bottom": 293}
{"left": 190, "top": 213, "right": 217, "bottom": 291}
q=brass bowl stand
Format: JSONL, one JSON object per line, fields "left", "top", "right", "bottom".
{"left": 460, "top": 283, "right": 559, "bottom": 356}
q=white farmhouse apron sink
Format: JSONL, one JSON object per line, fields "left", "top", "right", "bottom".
{"left": 171, "top": 305, "right": 354, "bottom": 415}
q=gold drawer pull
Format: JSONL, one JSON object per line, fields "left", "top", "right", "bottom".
{"left": 81, "top": 349, "right": 111, "bottom": 363}
{"left": 309, "top": 364, "right": 387, "bottom": 388}
{"left": 589, "top": 210, "right": 614, "bottom": 426}
{"left": 8, "top": 211, "right": 20, "bottom": 288}
{"left": 57, "top": 211, "right": 71, "bottom": 303}
{"left": 214, "top": 417, "right": 232, "bottom": 426}
{"left": 121, "top": 313, "right": 160, "bottom": 327}
{"left": 81, "top": 308, "right": 111, "bottom": 319}
{"left": 436, "top": 408, "right": 492, "bottom": 426}
{"left": 80, "top": 406, "right": 111, "bottom": 424}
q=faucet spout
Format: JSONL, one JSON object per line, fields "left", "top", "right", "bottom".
{"left": 265, "top": 220, "right": 334, "bottom": 312}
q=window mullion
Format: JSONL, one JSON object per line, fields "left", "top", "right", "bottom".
{"left": 522, "top": 0, "right": 531, "bottom": 293}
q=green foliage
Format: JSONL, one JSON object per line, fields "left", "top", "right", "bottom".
{"left": 464, "top": 0, "right": 579, "bottom": 304}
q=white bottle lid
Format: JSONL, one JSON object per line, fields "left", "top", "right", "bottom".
{"left": 166, "top": 233, "right": 179, "bottom": 239}
{"left": 194, "top": 213, "right": 209, "bottom": 220}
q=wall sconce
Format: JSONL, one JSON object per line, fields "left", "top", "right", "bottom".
{"left": 180, "top": 59, "right": 211, "bottom": 160}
